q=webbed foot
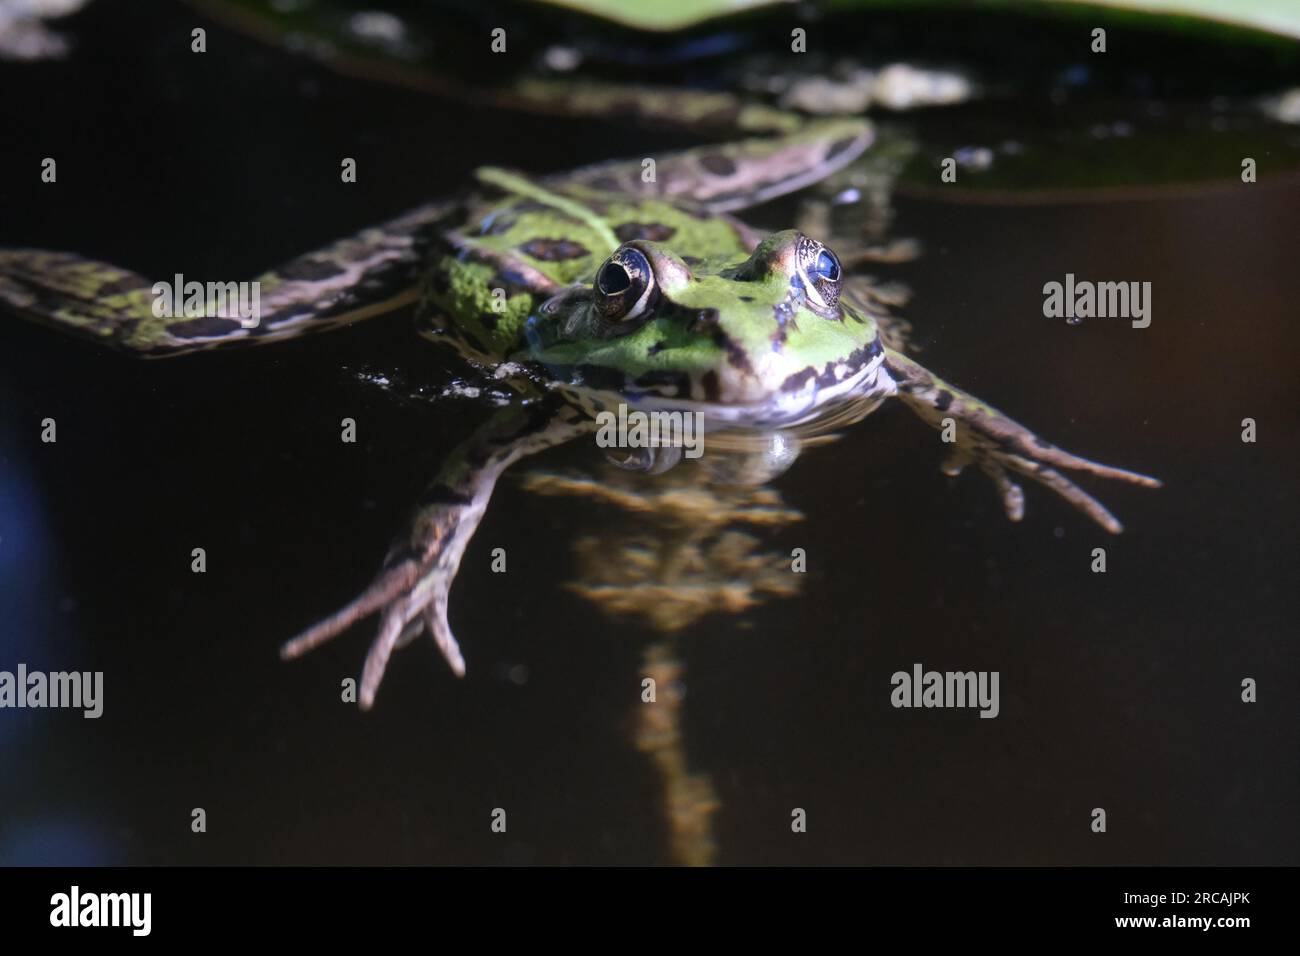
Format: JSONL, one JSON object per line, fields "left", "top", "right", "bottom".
{"left": 281, "top": 544, "right": 465, "bottom": 709}
{"left": 280, "top": 402, "right": 592, "bottom": 708}
{"left": 884, "top": 348, "right": 1160, "bottom": 533}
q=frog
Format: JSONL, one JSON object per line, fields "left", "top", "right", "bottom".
{"left": 0, "top": 116, "right": 1159, "bottom": 709}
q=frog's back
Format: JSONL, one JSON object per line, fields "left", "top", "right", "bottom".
{"left": 422, "top": 168, "right": 757, "bottom": 361}
{"left": 467, "top": 169, "right": 755, "bottom": 272}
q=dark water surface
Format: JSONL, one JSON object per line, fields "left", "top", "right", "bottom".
{"left": 0, "top": 1, "right": 1296, "bottom": 864}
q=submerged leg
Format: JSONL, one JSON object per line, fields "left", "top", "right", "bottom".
{"left": 0, "top": 202, "right": 449, "bottom": 356}
{"left": 281, "top": 401, "right": 594, "bottom": 709}
{"left": 882, "top": 348, "right": 1160, "bottom": 533}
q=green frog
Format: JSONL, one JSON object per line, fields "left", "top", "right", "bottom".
{"left": 0, "top": 117, "right": 1159, "bottom": 708}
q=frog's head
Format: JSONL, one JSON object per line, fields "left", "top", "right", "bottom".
{"left": 521, "top": 230, "right": 885, "bottom": 426}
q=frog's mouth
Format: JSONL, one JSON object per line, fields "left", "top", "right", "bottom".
{"left": 541, "top": 344, "right": 896, "bottom": 433}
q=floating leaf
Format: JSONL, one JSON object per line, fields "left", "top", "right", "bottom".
{"left": 537, "top": 0, "right": 1300, "bottom": 39}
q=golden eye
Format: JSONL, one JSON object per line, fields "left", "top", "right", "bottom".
{"left": 594, "top": 246, "right": 657, "bottom": 322}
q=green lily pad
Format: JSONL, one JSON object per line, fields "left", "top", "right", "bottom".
{"left": 538, "top": 0, "right": 1300, "bottom": 40}
{"left": 535, "top": 0, "right": 774, "bottom": 32}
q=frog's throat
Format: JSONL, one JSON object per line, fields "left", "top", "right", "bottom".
{"left": 547, "top": 348, "right": 895, "bottom": 431}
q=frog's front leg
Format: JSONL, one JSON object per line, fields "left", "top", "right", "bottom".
{"left": 882, "top": 348, "right": 1160, "bottom": 533}
{"left": 281, "top": 401, "right": 595, "bottom": 709}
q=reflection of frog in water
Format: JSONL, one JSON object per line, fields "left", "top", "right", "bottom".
{"left": 525, "top": 451, "right": 809, "bottom": 865}
{"left": 525, "top": 449, "right": 805, "bottom": 632}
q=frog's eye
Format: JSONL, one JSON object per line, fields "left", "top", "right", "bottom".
{"left": 594, "top": 247, "right": 657, "bottom": 323}
{"left": 813, "top": 250, "right": 841, "bottom": 283}
{"left": 796, "top": 235, "right": 843, "bottom": 312}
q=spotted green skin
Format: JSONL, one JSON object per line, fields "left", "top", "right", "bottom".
{"left": 0, "top": 116, "right": 883, "bottom": 435}
{"left": 423, "top": 172, "right": 886, "bottom": 429}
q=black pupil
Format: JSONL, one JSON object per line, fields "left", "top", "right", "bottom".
{"left": 598, "top": 261, "right": 631, "bottom": 295}
{"left": 815, "top": 250, "right": 840, "bottom": 282}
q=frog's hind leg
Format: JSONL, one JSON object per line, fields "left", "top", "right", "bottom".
{"left": 281, "top": 401, "right": 595, "bottom": 709}
{"left": 882, "top": 348, "right": 1160, "bottom": 533}
{"left": 548, "top": 118, "right": 874, "bottom": 214}
{"left": 0, "top": 202, "right": 449, "bottom": 356}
